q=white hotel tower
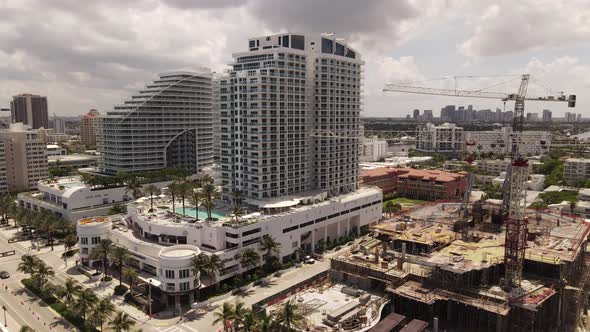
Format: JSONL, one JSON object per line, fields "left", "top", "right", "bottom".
{"left": 98, "top": 71, "right": 214, "bottom": 175}
{"left": 220, "top": 33, "right": 363, "bottom": 201}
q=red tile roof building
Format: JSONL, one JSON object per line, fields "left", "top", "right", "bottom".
{"left": 361, "top": 167, "right": 467, "bottom": 200}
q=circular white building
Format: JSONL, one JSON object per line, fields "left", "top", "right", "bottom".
{"left": 76, "top": 216, "right": 112, "bottom": 266}
{"left": 158, "top": 244, "right": 201, "bottom": 296}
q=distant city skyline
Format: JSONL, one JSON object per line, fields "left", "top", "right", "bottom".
{"left": 0, "top": 0, "right": 589, "bottom": 117}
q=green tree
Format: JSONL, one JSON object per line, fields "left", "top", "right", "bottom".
{"left": 123, "top": 268, "right": 138, "bottom": 293}
{"left": 91, "top": 239, "right": 113, "bottom": 277}
{"left": 76, "top": 288, "right": 98, "bottom": 322}
{"left": 392, "top": 203, "right": 402, "bottom": 213}
{"left": 275, "top": 300, "right": 305, "bottom": 332}
{"left": 257, "top": 314, "right": 276, "bottom": 332}
{"left": 241, "top": 308, "right": 259, "bottom": 332}
{"left": 64, "top": 233, "right": 78, "bottom": 253}
{"left": 202, "top": 182, "right": 219, "bottom": 220}
{"left": 569, "top": 200, "right": 578, "bottom": 216}
{"left": 233, "top": 301, "right": 248, "bottom": 329}
{"left": 232, "top": 205, "right": 244, "bottom": 227}
{"left": 239, "top": 248, "right": 260, "bottom": 271}
{"left": 124, "top": 176, "right": 143, "bottom": 200}
{"left": 481, "top": 183, "right": 503, "bottom": 200}
{"left": 89, "top": 298, "right": 115, "bottom": 331}
{"left": 192, "top": 253, "right": 223, "bottom": 287}
{"left": 19, "top": 327, "right": 36, "bottom": 332}
{"left": 143, "top": 184, "right": 160, "bottom": 211}
{"left": 213, "top": 302, "right": 235, "bottom": 332}
{"left": 167, "top": 182, "right": 180, "bottom": 216}
{"left": 178, "top": 180, "right": 193, "bottom": 216}
{"left": 17, "top": 255, "right": 41, "bottom": 276}
{"left": 32, "top": 262, "right": 55, "bottom": 289}
{"left": 109, "top": 246, "right": 129, "bottom": 286}
{"left": 189, "top": 186, "right": 203, "bottom": 221}
{"left": 108, "top": 311, "right": 136, "bottom": 332}
{"left": 55, "top": 277, "right": 82, "bottom": 307}
{"left": 259, "top": 235, "right": 281, "bottom": 263}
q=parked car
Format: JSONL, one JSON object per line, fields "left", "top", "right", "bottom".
{"left": 0, "top": 271, "right": 10, "bottom": 279}
{"left": 304, "top": 255, "right": 315, "bottom": 264}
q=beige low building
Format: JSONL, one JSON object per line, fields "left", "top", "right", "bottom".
{"left": 0, "top": 123, "right": 48, "bottom": 193}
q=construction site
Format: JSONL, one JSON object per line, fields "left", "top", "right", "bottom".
{"left": 330, "top": 201, "right": 590, "bottom": 331}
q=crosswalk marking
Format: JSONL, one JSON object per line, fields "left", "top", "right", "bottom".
{"left": 159, "top": 325, "right": 199, "bottom": 332}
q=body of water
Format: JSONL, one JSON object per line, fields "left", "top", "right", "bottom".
{"left": 175, "top": 207, "right": 225, "bottom": 220}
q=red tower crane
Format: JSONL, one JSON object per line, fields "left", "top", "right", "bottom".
{"left": 383, "top": 74, "right": 576, "bottom": 289}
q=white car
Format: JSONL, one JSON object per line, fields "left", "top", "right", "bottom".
{"left": 304, "top": 255, "right": 315, "bottom": 264}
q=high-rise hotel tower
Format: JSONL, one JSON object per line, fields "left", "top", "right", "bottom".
{"left": 220, "top": 33, "right": 362, "bottom": 202}
{"left": 98, "top": 71, "right": 214, "bottom": 175}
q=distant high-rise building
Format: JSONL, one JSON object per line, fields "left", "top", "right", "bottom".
{"left": 53, "top": 115, "right": 66, "bottom": 134}
{"left": 220, "top": 33, "right": 362, "bottom": 200}
{"left": 0, "top": 141, "right": 7, "bottom": 194}
{"left": 423, "top": 110, "right": 433, "bottom": 121}
{"left": 98, "top": 71, "right": 214, "bottom": 175}
{"left": 542, "top": 109, "right": 552, "bottom": 122}
{"left": 80, "top": 109, "right": 101, "bottom": 147}
{"left": 577, "top": 114, "right": 582, "bottom": 122}
{"left": 565, "top": 112, "right": 577, "bottom": 122}
{"left": 413, "top": 109, "right": 420, "bottom": 120}
{"left": 526, "top": 112, "right": 539, "bottom": 122}
{"left": 0, "top": 123, "right": 48, "bottom": 192}
{"left": 10, "top": 94, "right": 49, "bottom": 129}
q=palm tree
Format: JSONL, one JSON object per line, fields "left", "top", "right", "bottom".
{"left": 257, "top": 314, "right": 276, "bottom": 332}
{"left": 76, "top": 288, "right": 98, "bottom": 322}
{"left": 213, "top": 302, "right": 235, "bottom": 332}
{"left": 178, "top": 180, "right": 193, "bottom": 216}
{"left": 238, "top": 248, "right": 260, "bottom": 271}
{"left": 233, "top": 300, "right": 248, "bottom": 329}
{"left": 109, "top": 246, "right": 129, "bottom": 286}
{"left": 143, "top": 184, "right": 160, "bottom": 211}
{"left": 241, "top": 309, "right": 259, "bottom": 332}
{"left": 56, "top": 277, "right": 82, "bottom": 306}
{"left": 108, "top": 311, "right": 136, "bottom": 332}
{"left": 91, "top": 239, "right": 113, "bottom": 277}
{"left": 202, "top": 183, "right": 219, "bottom": 220}
{"left": 123, "top": 268, "right": 139, "bottom": 293}
{"left": 201, "top": 174, "right": 214, "bottom": 185}
{"left": 201, "top": 253, "right": 224, "bottom": 285}
{"left": 275, "top": 300, "right": 305, "bottom": 332}
{"left": 189, "top": 188, "right": 203, "bottom": 221}
{"left": 124, "top": 176, "right": 143, "bottom": 200}
{"left": 19, "top": 326, "right": 35, "bottom": 332}
{"left": 33, "top": 262, "right": 55, "bottom": 289}
{"left": 232, "top": 190, "right": 242, "bottom": 207}
{"left": 259, "top": 235, "right": 281, "bottom": 262}
{"left": 64, "top": 233, "right": 78, "bottom": 253}
{"left": 569, "top": 200, "right": 577, "bottom": 216}
{"left": 167, "top": 182, "right": 180, "bottom": 215}
{"left": 17, "top": 254, "right": 40, "bottom": 276}
{"left": 231, "top": 205, "right": 244, "bottom": 227}
{"left": 89, "top": 298, "right": 115, "bottom": 331}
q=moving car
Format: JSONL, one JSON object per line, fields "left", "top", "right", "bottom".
{"left": 0, "top": 271, "right": 10, "bottom": 279}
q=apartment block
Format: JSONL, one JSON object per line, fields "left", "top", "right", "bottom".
{"left": 98, "top": 71, "right": 214, "bottom": 175}
{"left": 465, "top": 127, "right": 551, "bottom": 157}
{"left": 80, "top": 109, "right": 101, "bottom": 147}
{"left": 10, "top": 94, "right": 49, "bottom": 129}
{"left": 564, "top": 158, "right": 590, "bottom": 184}
{"left": 0, "top": 123, "right": 48, "bottom": 192}
{"left": 220, "top": 33, "right": 362, "bottom": 200}
{"left": 416, "top": 122, "right": 465, "bottom": 157}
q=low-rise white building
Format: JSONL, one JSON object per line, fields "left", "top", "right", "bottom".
{"left": 77, "top": 216, "right": 202, "bottom": 312}
{"left": 563, "top": 158, "right": 590, "bottom": 184}
{"left": 17, "top": 176, "right": 131, "bottom": 221}
{"left": 551, "top": 189, "right": 590, "bottom": 220}
{"left": 416, "top": 122, "right": 465, "bottom": 157}
{"left": 492, "top": 172, "right": 545, "bottom": 191}
{"left": 361, "top": 136, "right": 388, "bottom": 162}
{"left": 76, "top": 186, "right": 382, "bottom": 297}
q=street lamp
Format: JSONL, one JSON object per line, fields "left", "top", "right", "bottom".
{"left": 2, "top": 305, "right": 6, "bottom": 327}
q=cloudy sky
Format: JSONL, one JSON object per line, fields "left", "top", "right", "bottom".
{"left": 1, "top": 0, "right": 589, "bottom": 118}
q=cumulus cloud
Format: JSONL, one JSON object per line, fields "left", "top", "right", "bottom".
{"left": 0, "top": 0, "right": 587, "bottom": 117}
{"left": 460, "top": 0, "right": 590, "bottom": 57}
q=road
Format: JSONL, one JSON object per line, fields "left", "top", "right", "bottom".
{"left": 0, "top": 224, "right": 76, "bottom": 332}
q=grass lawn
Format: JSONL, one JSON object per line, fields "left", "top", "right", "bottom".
{"left": 383, "top": 197, "right": 426, "bottom": 208}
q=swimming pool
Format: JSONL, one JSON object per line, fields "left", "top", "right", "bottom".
{"left": 175, "top": 207, "right": 225, "bottom": 220}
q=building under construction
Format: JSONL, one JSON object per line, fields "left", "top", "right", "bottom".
{"left": 330, "top": 201, "right": 590, "bottom": 331}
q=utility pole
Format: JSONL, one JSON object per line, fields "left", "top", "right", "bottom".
{"left": 2, "top": 305, "right": 6, "bottom": 327}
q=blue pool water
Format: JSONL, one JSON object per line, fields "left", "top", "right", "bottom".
{"left": 175, "top": 207, "right": 225, "bottom": 220}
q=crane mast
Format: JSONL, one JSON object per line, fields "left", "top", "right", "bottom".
{"left": 383, "top": 74, "right": 576, "bottom": 290}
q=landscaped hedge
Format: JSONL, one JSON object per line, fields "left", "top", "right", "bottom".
{"left": 21, "top": 278, "right": 98, "bottom": 332}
